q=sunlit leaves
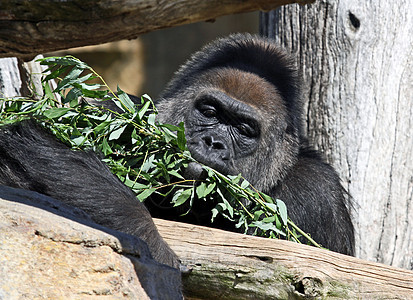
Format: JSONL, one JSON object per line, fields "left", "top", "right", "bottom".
{"left": 0, "top": 55, "right": 318, "bottom": 247}
{"left": 196, "top": 182, "right": 216, "bottom": 198}
{"left": 43, "top": 107, "right": 71, "bottom": 119}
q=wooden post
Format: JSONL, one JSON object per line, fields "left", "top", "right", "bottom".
{"left": 261, "top": 2, "right": 413, "bottom": 270}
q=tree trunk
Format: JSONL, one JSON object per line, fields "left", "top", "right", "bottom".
{"left": 0, "top": 56, "right": 44, "bottom": 99}
{"left": 0, "top": 0, "right": 314, "bottom": 59}
{"left": 260, "top": 1, "right": 413, "bottom": 270}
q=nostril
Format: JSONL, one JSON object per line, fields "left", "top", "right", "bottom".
{"left": 203, "top": 136, "right": 212, "bottom": 147}
{"left": 212, "top": 142, "right": 225, "bottom": 150}
{"left": 202, "top": 136, "right": 226, "bottom": 150}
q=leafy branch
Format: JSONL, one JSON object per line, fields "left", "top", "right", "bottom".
{"left": 0, "top": 56, "right": 321, "bottom": 248}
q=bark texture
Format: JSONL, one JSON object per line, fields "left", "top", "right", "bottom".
{"left": 0, "top": 0, "right": 313, "bottom": 59}
{"left": 155, "top": 219, "right": 413, "bottom": 299}
{"left": 0, "top": 55, "right": 43, "bottom": 98}
{"left": 261, "top": 1, "right": 413, "bottom": 270}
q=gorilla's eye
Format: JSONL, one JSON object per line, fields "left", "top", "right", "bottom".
{"left": 237, "top": 123, "right": 257, "bottom": 137}
{"left": 202, "top": 108, "right": 217, "bottom": 118}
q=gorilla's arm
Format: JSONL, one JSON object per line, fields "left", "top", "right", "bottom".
{"left": 0, "top": 121, "right": 179, "bottom": 268}
{"left": 272, "top": 147, "right": 355, "bottom": 256}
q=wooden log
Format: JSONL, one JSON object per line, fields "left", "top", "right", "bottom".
{"left": 154, "top": 219, "right": 413, "bottom": 299}
{"left": 265, "top": 2, "right": 413, "bottom": 270}
{"left": 0, "top": 0, "right": 313, "bottom": 59}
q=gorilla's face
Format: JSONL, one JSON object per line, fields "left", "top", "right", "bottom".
{"left": 186, "top": 88, "right": 261, "bottom": 174}
{"left": 155, "top": 34, "right": 304, "bottom": 190}
{"left": 165, "top": 67, "right": 300, "bottom": 190}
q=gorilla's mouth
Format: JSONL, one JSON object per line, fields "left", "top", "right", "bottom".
{"left": 189, "top": 149, "right": 231, "bottom": 175}
{"left": 183, "top": 162, "right": 207, "bottom": 180}
{"left": 187, "top": 141, "right": 235, "bottom": 176}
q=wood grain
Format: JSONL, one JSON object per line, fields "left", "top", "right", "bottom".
{"left": 0, "top": 0, "right": 313, "bottom": 59}
{"left": 155, "top": 218, "right": 413, "bottom": 299}
{"left": 268, "top": 1, "right": 413, "bottom": 270}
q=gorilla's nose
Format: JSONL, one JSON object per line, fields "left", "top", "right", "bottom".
{"left": 201, "top": 135, "right": 230, "bottom": 161}
{"left": 202, "top": 135, "right": 226, "bottom": 150}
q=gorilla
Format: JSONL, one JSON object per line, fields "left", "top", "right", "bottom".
{"left": 153, "top": 33, "right": 355, "bottom": 255}
{"left": 0, "top": 33, "right": 354, "bottom": 265}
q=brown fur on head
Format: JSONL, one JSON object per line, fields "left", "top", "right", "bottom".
{"left": 157, "top": 33, "right": 302, "bottom": 133}
{"left": 155, "top": 34, "right": 301, "bottom": 191}
{"left": 203, "top": 68, "right": 283, "bottom": 112}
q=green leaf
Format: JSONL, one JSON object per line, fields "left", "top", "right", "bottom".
{"left": 71, "top": 135, "right": 86, "bottom": 146}
{"left": 55, "top": 67, "right": 83, "bottom": 92}
{"left": 43, "top": 107, "right": 71, "bottom": 119}
{"left": 43, "top": 65, "right": 69, "bottom": 82}
{"left": 228, "top": 174, "right": 242, "bottom": 185}
{"left": 159, "top": 123, "right": 181, "bottom": 132}
{"left": 123, "top": 177, "right": 148, "bottom": 190}
{"left": 240, "top": 179, "right": 250, "bottom": 189}
{"left": 262, "top": 216, "right": 276, "bottom": 223}
{"left": 43, "top": 82, "right": 55, "bottom": 100}
{"left": 160, "top": 126, "right": 176, "bottom": 143}
{"left": 177, "top": 122, "right": 186, "bottom": 151}
{"left": 250, "top": 221, "right": 285, "bottom": 236}
{"left": 155, "top": 161, "right": 170, "bottom": 183}
{"left": 168, "top": 169, "right": 184, "bottom": 179}
{"left": 264, "top": 203, "right": 277, "bottom": 214}
{"left": 253, "top": 210, "right": 264, "bottom": 221}
{"left": 94, "top": 117, "right": 112, "bottom": 134}
{"left": 137, "top": 188, "right": 155, "bottom": 202}
{"left": 216, "top": 188, "right": 234, "bottom": 218}
{"left": 260, "top": 192, "right": 274, "bottom": 204}
{"left": 205, "top": 182, "right": 216, "bottom": 195}
{"left": 172, "top": 189, "right": 192, "bottom": 207}
{"left": 88, "top": 113, "right": 109, "bottom": 121}
{"left": 39, "top": 56, "right": 89, "bottom": 69}
{"left": 196, "top": 182, "right": 216, "bottom": 198}
{"left": 196, "top": 182, "right": 207, "bottom": 198}
{"left": 131, "top": 128, "right": 141, "bottom": 144}
{"left": 141, "top": 154, "right": 155, "bottom": 173}
{"left": 276, "top": 199, "right": 288, "bottom": 226}
{"left": 101, "top": 138, "right": 113, "bottom": 155}
{"left": 211, "top": 208, "right": 219, "bottom": 222}
{"left": 117, "top": 88, "right": 136, "bottom": 113}
{"left": 76, "top": 73, "right": 94, "bottom": 84}
{"left": 148, "top": 113, "right": 156, "bottom": 126}
{"left": 223, "top": 198, "right": 234, "bottom": 218}
{"left": 65, "top": 87, "right": 82, "bottom": 106}
{"left": 109, "top": 125, "right": 127, "bottom": 141}
{"left": 138, "top": 101, "right": 150, "bottom": 120}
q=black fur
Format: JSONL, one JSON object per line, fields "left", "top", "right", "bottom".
{"left": 0, "top": 33, "right": 354, "bottom": 259}
{"left": 0, "top": 121, "right": 180, "bottom": 268}
{"left": 154, "top": 33, "right": 355, "bottom": 255}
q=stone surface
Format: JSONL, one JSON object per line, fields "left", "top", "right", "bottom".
{"left": 0, "top": 185, "right": 182, "bottom": 299}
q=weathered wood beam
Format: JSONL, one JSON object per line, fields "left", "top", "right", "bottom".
{"left": 155, "top": 219, "right": 413, "bottom": 299}
{"left": 0, "top": 0, "right": 313, "bottom": 59}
